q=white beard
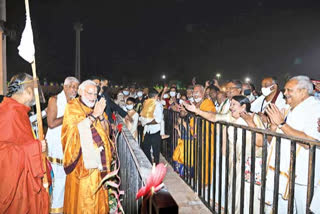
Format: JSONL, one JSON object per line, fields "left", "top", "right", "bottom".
{"left": 81, "top": 96, "right": 95, "bottom": 108}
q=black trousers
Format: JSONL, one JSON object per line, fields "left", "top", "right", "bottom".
{"left": 137, "top": 124, "right": 144, "bottom": 146}
{"left": 142, "top": 131, "right": 161, "bottom": 164}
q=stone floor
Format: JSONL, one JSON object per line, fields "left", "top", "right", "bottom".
{"left": 160, "top": 155, "right": 212, "bottom": 214}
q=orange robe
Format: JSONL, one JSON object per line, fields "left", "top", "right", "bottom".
{"left": 0, "top": 97, "right": 49, "bottom": 214}
{"left": 61, "top": 98, "right": 112, "bottom": 214}
{"left": 189, "top": 98, "right": 216, "bottom": 185}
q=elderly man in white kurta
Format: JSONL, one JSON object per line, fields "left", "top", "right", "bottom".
{"left": 45, "top": 77, "right": 79, "bottom": 214}
{"left": 265, "top": 75, "right": 320, "bottom": 213}
{"left": 250, "top": 77, "right": 287, "bottom": 114}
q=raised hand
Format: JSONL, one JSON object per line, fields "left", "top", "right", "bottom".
{"left": 182, "top": 102, "right": 197, "bottom": 113}
{"left": 265, "top": 103, "right": 285, "bottom": 126}
{"left": 205, "top": 80, "right": 210, "bottom": 88}
{"left": 93, "top": 98, "right": 106, "bottom": 118}
{"left": 41, "top": 139, "right": 47, "bottom": 153}
{"left": 240, "top": 111, "right": 255, "bottom": 127}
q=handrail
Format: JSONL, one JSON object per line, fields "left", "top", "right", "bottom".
{"left": 183, "top": 110, "right": 320, "bottom": 146}
{"left": 162, "top": 109, "right": 320, "bottom": 214}
{"left": 116, "top": 115, "right": 152, "bottom": 184}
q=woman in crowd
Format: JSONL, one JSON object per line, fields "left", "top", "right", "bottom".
{"left": 184, "top": 95, "right": 265, "bottom": 213}
{"left": 172, "top": 110, "right": 194, "bottom": 177}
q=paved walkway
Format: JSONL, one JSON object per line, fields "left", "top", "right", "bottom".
{"left": 160, "top": 155, "right": 212, "bottom": 214}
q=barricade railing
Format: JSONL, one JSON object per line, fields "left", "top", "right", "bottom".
{"left": 116, "top": 115, "right": 178, "bottom": 213}
{"left": 116, "top": 115, "right": 153, "bottom": 213}
{"left": 162, "top": 109, "right": 320, "bottom": 214}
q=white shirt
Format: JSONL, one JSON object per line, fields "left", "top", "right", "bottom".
{"left": 127, "top": 112, "right": 139, "bottom": 140}
{"left": 217, "top": 98, "right": 230, "bottom": 114}
{"left": 266, "top": 96, "right": 320, "bottom": 202}
{"left": 139, "top": 100, "right": 164, "bottom": 134}
{"left": 285, "top": 96, "right": 320, "bottom": 185}
{"left": 251, "top": 91, "right": 287, "bottom": 113}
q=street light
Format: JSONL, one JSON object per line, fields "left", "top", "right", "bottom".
{"left": 162, "top": 74, "right": 166, "bottom": 80}
{"left": 245, "top": 77, "right": 251, "bottom": 83}
{"left": 216, "top": 73, "right": 221, "bottom": 80}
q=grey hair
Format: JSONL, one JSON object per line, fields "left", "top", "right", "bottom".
{"left": 78, "top": 80, "right": 97, "bottom": 94}
{"left": 7, "top": 73, "right": 33, "bottom": 97}
{"left": 194, "top": 84, "right": 204, "bottom": 93}
{"left": 290, "top": 75, "right": 313, "bottom": 95}
{"left": 64, "top": 76, "right": 79, "bottom": 85}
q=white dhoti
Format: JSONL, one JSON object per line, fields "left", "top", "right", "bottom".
{"left": 46, "top": 91, "right": 67, "bottom": 213}
{"left": 50, "top": 162, "right": 66, "bottom": 213}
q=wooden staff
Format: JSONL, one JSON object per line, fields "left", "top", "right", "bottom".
{"left": 24, "top": 0, "right": 49, "bottom": 192}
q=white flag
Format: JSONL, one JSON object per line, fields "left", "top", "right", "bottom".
{"left": 18, "top": 13, "right": 35, "bottom": 63}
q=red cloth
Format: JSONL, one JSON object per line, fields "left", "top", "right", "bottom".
{"left": 0, "top": 97, "right": 49, "bottom": 214}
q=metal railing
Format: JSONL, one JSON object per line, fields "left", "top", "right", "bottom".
{"left": 162, "top": 109, "right": 320, "bottom": 214}
{"left": 116, "top": 115, "right": 153, "bottom": 213}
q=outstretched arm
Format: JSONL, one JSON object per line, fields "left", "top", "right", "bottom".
{"left": 183, "top": 102, "right": 217, "bottom": 122}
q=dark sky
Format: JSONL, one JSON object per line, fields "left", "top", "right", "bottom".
{"left": 5, "top": 0, "right": 320, "bottom": 87}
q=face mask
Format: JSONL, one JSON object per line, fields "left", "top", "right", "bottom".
{"left": 123, "top": 90, "right": 129, "bottom": 96}
{"left": 163, "top": 94, "right": 169, "bottom": 99}
{"left": 81, "top": 96, "right": 95, "bottom": 108}
{"left": 179, "top": 99, "right": 184, "bottom": 105}
{"left": 243, "top": 89, "right": 251, "bottom": 96}
{"left": 170, "top": 91, "right": 176, "bottom": 97}
{"left": 194, "top": 97, "right": 202, "bottom": 103}
{"left": 161, "top": 100, "right": 166, "bottom": 106}
{"left": 137, "top": 91, "right": 143, "bottom": 97}
{"left": 261, "top": 85, "right": 273, "bottom": 97}
{"left": 189, "top": 97, "right": 194, "bottom": 102}
{"left": 126, "top": 104, "right": 134, "bottom": 110}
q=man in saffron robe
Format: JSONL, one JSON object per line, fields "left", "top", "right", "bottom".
{"left": 61, "top": 80, "right": 113, "bottom": 214}
{"left": 0, "top": 73, "right": 49, "bottom": 213}
{"left": 187, "top": 84, "right": 216, "bottom": 185}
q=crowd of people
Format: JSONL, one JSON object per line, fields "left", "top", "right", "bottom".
{"left": 0, "top": 72, "right": 320, "bottom": 213}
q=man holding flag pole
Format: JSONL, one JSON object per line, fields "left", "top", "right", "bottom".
{"left": 0, "top": 0, "right": 49, "bottom": 213}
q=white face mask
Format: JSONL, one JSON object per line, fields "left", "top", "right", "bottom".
{"left": 81, "top": 96, "right": 95, "bottom": 108}
{"left": 169, "top": 91, "right": 176, "bottom": 97}
{"left": 137, "top": 91, "right": 143, "bottom": 97}
{"left": 194, "top": 97, "right": 202, "bottom": 103}
{"left": 179, "top": 99, "right": 184, "bottom": 105}
{"left": 123, "top": 90, "right": 129, "bottom": 96}
{"left": 163, "top": 94, "right": 169, "bottom": 99}
{"left": 126, "top": 104, "right": 134, "bottom": 110}
{"left": 189, "top": 97, "right": 194, "bottom": 102}
{"left": 261, "top": 85, "right": 274, "bottom": 97}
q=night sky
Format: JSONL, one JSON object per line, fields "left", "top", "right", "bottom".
{"left": 5, "top": 0, "right": 320, "bottom": 87}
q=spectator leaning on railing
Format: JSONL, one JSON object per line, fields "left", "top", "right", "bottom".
{"left": 183, "top": 95, "right": 265, "bottom": 213}
{"left": 265, "top": 75, "right": 320, "bottom": 213}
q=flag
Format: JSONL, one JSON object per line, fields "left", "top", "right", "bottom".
{"left": 18, "top": 12, "right": 35, "bottom": 63}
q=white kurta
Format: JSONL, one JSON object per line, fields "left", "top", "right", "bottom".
{"left": 217, "top": 98, "right": 230, "bottom": 114}
{"left": 213, "top": 112, "right": 265, "bottom": 213}
{"left": 250, "top": 92, "right": 287, "bottom": 113}
{"left": 45, "top": 91, "right": 67, "bottom": 212}
{"left": 126, "top": 111, "right": 139, "bottom": 140}
{"left": 265, "top": 96, "right": 320, "bottom": 213}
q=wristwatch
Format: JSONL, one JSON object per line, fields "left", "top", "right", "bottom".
{"left": 278, "top": 121, "right": 286, "bottom": 129}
